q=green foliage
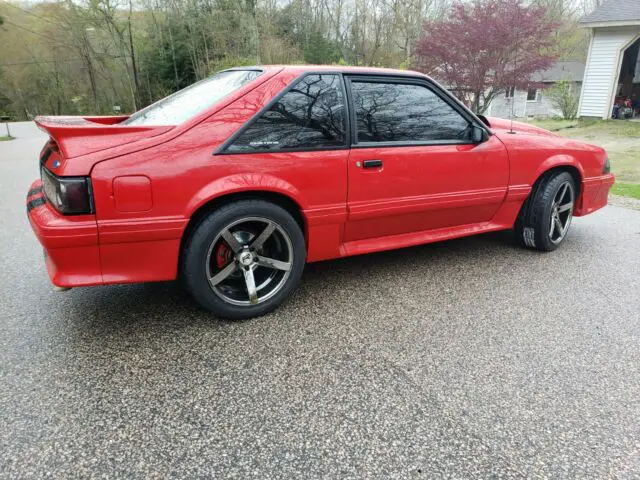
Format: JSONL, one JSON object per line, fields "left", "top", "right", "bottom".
{"left": 0, "top": 0, "right": 589, "bottom": 120}
{"left": 547, "top": 79, "right": 580, "bottom": 120}
{"left": 0, "top": 92, "right": 11, "bottom": 112}
{"left": 611, "top": 183, "right": 640, "bottom": 200}
{"left": 210, "top": 56, "right": 257, "bottom": 73}
{"left": 302, "top": 29, "right": 341, "bottom": 64}
{"left": 138, "top": 24, "right": 197, "bottom": 98}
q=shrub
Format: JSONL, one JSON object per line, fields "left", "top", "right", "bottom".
{"left": 547, "top": 79, "right": 579, "bottom": 120}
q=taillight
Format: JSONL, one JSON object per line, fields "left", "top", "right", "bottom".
{"left": 41, "top": 167, "right": 93, "bottom": 215}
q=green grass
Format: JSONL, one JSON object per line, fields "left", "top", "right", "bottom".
{"left": 526, "top": 118, "right": 581, "bottom": 132}
{"left": 611, "top": 183, "right": 640, "bottom": 200}
{"left": 0, "top": 135, "right": 14, "bottom": 141}
{"left": 609, "top": 149, "right": 640, "bottom": 184}
{"left": 528, "top": 118, "right": 640, "bottom": 136}
{"left": 526, "top": 119, "right": 640, "bottom": 198}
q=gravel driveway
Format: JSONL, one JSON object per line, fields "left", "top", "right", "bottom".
{"left": 1, "top": 123, "right": 639, "bottom": 478}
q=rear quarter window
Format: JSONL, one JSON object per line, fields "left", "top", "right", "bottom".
{"left": 226, "top": 74, "right": 347, "bottom": 152}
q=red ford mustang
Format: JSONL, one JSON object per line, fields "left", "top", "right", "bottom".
{"left": 27, "top": 66, "right": 614, "bottom": 319}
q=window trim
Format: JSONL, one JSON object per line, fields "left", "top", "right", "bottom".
{"left": 526, "top": 87, "right": 540, "bottom": 102}
{"left": 344, "top": 75, "right": 479, "bottom": 148}
{"left": 216, "top": 71, "right": 350, "bottom": 155}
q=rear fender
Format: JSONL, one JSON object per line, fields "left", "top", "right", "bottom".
{"left": 185, "top": 174, "right": 308, "bottom": 218}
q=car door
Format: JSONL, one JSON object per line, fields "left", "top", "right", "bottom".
{"left": 344, "top": 76, "right": 509, "bottom": 242}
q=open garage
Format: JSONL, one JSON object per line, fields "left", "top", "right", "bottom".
{"left": 579, "top": 0, "right": 640, "bottom": 119}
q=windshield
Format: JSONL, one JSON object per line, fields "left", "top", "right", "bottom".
{"left": 123, "top": 70, "right": 262, "bottom": 126}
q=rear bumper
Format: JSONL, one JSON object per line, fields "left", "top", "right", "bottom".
{"left": 26, "top": 180, "right": 102, "bottom": 287}
{"left": 575, "top": 174, "right": 615, "bottom": 216}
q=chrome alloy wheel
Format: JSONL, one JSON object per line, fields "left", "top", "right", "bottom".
{"left": 549, "top": 181, "right": 574, "bottom": 245}
{"left": 205, "top": 217, "right": 294, "bottom": 306}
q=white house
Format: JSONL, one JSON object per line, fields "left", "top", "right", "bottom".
{"left": 488, "top": 62, "right": 585, "bottom": 119}
{"left": 578, "top": 0, "right": 640, "bottom": 119}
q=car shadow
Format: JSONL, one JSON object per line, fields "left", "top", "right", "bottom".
{"left": 58, "top": 229, "right": 521, "bottom": 332}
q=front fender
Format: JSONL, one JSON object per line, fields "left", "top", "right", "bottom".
{"left": 185, "top": 173, "right": 307, "bottom": 217}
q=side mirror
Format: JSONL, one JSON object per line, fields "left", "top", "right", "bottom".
{"left": 471, "top": 125, "right": 488, "bottom": 143}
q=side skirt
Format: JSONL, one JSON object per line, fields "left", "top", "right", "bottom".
{"left": 340, "top": 221, "right": 510, "bottom": 258}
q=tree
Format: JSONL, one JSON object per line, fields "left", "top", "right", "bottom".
{"left": 547, "top": 79, "right": 579, "bottom": 119}
{"left": 3, "top": 0, "right": 589, "bottom": 121}
{"left": 414, "top": 0, "right": 559, "bottom": 114}
{"left": 302, "top": 28, "right": 342, "bottom": 64}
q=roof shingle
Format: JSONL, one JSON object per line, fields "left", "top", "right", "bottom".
{"left": 531, "top": 61, "right": 585, "bottom": 83}
{"left": 580, "top": 0, "right": 640, "bottom": 24}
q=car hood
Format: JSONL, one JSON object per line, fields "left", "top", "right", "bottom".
{"left": 35, "top": 115, "right": 173, "bottom": 160}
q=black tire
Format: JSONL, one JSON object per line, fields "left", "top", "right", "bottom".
{"left": 514, "top": 171, "right": 576, "bottom": 252}
{"left": 181, "top": 200, "right": 305, "bottom": 319}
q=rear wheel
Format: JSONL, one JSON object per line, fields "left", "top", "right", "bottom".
{"left": 182, "top": 200, "right": 305, "bottom": 319}
{"left": 515, "top": 171, "right": 576, "bottom": 252}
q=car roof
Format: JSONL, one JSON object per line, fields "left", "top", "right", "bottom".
{"left": 231, "top": 65, "right": 428, "bottom": 78}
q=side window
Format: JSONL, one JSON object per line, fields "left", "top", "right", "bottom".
{"left": 227, "top": 74, "right": 346, "bottom": 152}
{"left": 350, "top": 81, "right": 471, "bottom": 143}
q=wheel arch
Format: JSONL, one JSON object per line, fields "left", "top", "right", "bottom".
{"left": 178, "top": 189, "right": 308, "bottom": 275}
{"left": 532, "top": 156, "right": 583, "bottom": 196}
{"left": 516, "top": 163, "right": 583, "bottom": 231}
{"left": 532, "top": 163, "right": 582, "bottom": 198}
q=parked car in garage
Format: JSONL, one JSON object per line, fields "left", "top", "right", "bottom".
{"left": 27, "top": 66, "right": 614, "bottom": 319}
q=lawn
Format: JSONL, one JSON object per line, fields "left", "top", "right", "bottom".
{"left": 0, "top": 136, "right": 14, "bottom": 141}
{"left": 526, "top": 118, "right": 640, "bottom": 199}
{"left": 611, "top": 183, "right": 640, "bottom": 200}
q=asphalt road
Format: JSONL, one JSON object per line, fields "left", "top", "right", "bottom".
{"left": 1, "top": 122, "right": 639, "bottom": 478}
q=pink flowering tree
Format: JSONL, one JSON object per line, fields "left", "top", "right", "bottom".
{"left": 414, "top": 0, "right": 559, "bottom": 114}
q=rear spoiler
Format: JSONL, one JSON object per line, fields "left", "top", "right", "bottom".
{"left": 34, "top": 116, "right": 173, "bottom": 158}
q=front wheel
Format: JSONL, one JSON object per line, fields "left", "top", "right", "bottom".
{"left": 182, "top": 200, "right": 306, "bottom": 319}
{"left": 515, "top": 171, "right": 576, "bottom": 252}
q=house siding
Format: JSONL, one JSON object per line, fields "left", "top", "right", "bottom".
{"left": 579, "top": 26, "right": 640, "bottom": 119}
{"left": 489, "top": 84, "right": 581, "bottom": 119}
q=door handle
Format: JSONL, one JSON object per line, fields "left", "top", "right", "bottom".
{"left": 362, "top": 159, "right": 383, "bottom": 168}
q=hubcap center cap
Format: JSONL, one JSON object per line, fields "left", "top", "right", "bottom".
{"left": 239, "top": 250, "right": 254, "bottom": 266}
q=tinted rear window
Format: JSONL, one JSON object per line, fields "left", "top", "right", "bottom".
{"left": 227, "top": 74, "right": 346, "bottom": 152}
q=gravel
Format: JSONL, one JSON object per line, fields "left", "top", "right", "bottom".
{"left": 610, "top": 194, "right": 640, "bottom": 211}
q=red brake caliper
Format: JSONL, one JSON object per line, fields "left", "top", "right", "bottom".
{"left": 215, "top": 243, "right": 233, "bottom": 269}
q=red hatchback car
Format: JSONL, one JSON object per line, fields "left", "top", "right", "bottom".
{"left": 27, "top": 66, "right": 614, "bottom": 319}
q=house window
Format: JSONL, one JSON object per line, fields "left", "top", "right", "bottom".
{"left": 527, "top": 88, "right": 540, "bottom": 101}
{"left": 505, "top": 86, "right": 515, "bottom": 99}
